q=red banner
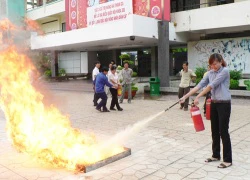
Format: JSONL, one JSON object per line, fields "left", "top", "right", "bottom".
{"left": 149, "top": 0, "right": 162, "bottom": 19}
{"left": 77, "top": 0, "right": 87, "bottom": 28}
{"left": 163, "top": 0, "right": 170, "bottom": 21}
{"left": 65, "top": 0, "right": 170, "bottom": 31}
{"left": 68, "top": 0, "right": 78, "bottom": 30}
{"left": 133, "top": 0, "right": 170, "bottom": 21}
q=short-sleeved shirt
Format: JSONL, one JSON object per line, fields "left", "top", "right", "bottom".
{"left": 108, "top": 72, "right": 119, "bottom": 88}
{"left": 92, "top": 67, "right": 99, "bottom": 81}
{"left": 197, "top": 67, "right": 231, "bottom": 101}
{"left": 179, "top": 69, "right": 196, "bottom": 88}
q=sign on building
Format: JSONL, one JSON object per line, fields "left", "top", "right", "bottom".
{"left": 65, "top": 0, "right": 170, "bottom": 31}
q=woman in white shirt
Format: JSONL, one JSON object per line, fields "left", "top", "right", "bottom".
{"left": 108, "top": 66, "right": 123, "bottom": 111}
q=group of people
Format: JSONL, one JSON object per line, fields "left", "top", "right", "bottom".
{"left": 179, "top": 54, "right": 232, "bottom": 169}
{"left": 92, "top": 53, "right": 232, "bottom": 169}
{"left": 92, "top": 60, "right": 133, "bottom": 112}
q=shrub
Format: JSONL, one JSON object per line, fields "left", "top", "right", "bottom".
{"left": 230, "top": 79, "right": 239, "bottom": 89}
{"left": 230, "top": 70, "right": 242, "bottom": 80}
{"left": 59, "top": 68, "right": 66, "bottom": 76}
{"left": 195, "top": 67, "right": 207, "bottom": 79}
{"left": 119, "top": 54, "right": 130, "bottom": 60}
{"left": 195, "top": 67, "right": 206, "bottom": 84}
{"left": 132, "top": 86, "right": 138, "bottom": 91}
{"left": 44, "top": 69, "right": 52, "bottom": 77}
{"left": 117, "top": 65, "right": 123, "bottom": 70}
{"left": 195, "top": 77, "right": 202, "bottom": 85}
{"left": 132, "top": 72, "right": 137, "bottom": 77}
{"left": 244, "top": 80, "right": 250, "bottom": 90}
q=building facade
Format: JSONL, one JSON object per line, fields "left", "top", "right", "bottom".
{"left": 26, "top": 0, "right": 250, "bottom": 87}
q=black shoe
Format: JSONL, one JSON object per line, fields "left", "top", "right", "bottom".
{"left": 110, "top": 108, "right": 116, "bottom": 111}
{"left": 119, "top": 100, "right": 123, "bottom": 103}
{"left": 96, "top": 108, "right": 101, "bottom": 112}
{"left": 117, "top": 108, "right": 123, "bottom": 111}
{"left": 94, "top": 104, "right": 97, "bottom": 106}
{"left": 103, "top": 109, "right": 110, "bottom": 112}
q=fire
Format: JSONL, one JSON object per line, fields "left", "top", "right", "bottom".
{"left": 0, "top": 21, "right": 124, "bottom": 171}
{"left": 0, "top": 18, "right": 17, "bottom": 31}
{"left": 24, "top": 17, "right": 44, "bottom": 36}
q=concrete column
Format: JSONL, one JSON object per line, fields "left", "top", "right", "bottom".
{"left": 111, "top": 50, "right": 121, "bottom": 65}
{"left": 87, "top": 51, "right": 98, "bottom": 73}
{"left": 50, "top": 51, "right": 58, "bottom": 77}
{"left": 151, "top": 46, "right": 157, "bottom": 77}
{"left": 158, "top": 21, "right": 170, "bottom": 87}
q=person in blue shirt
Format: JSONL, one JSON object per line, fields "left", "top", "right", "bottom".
{"left": 180, "top": 53, "right": 232, "bottom": 168}
{"left": 94, "top": 67, "right": 117, "bottom": 112}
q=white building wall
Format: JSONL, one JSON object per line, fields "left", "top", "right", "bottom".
{"left": 171, "top": 1, "right": 250, "bottom": 33}
{"left": 59, "top": 52, "right": 81, "bottom": 73}
{"left": 188, "top": 37, "right": 250, "bottom": 74}
{"left": 41, "top": 20, "right": 60, "bottom": 34}
{"left": 26, "top": 0, "right": 65, "bottom": 20}
{"left": 80, "top": 52, "right": 88, "bottom": 74}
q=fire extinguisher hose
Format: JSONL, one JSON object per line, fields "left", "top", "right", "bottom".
{"left": 165, "top": 101, "right": 179, "bottom": 112}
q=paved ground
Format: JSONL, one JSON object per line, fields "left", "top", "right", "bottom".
{"left": 0, "top": 80, "right": 250, "bottom": 180}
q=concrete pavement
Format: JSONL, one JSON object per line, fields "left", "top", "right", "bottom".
{"left": 0, "top": 80, "right": 250, "bottom": 179}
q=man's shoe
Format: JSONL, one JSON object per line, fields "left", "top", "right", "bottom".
{"left": 119, "top": 100, "right": 123, "bottom": 103}
{"left": 128, "top": 100, "right": 131, "bottom": 104}
{"left": 110, "top": 108, "right": 116, "bottom": 111}
{"left": 118, "top": 108, "right": 123, "bottom": 111}
{"left": 103, "top": 109, "right": 110, "bottom": 112}
{"left": 180, "top": 106, "right": 183, "bottom": 109}
{"left": 96, "top": 108, "right": 101, "bottom": 112}
{"left": 94, "top": 103, "right": 97, "bottom": 106}
{"left": 184, "top": 108, "right": 188, "bottom": 111}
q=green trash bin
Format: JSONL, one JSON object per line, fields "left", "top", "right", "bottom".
{"left": 149, "top": 77, "right": 160, "bottom": 96}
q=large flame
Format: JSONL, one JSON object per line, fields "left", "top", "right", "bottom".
{"left": 0, "top": 20, "right": 124, "bottom": 171}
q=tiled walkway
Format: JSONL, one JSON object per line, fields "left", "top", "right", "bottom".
{"left": 0, "top": 80, "right": 250, "bottom": 179}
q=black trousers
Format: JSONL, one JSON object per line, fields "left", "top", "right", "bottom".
{"left": 93, "top": 85, "right": 98, "bottom": 106}
{"left": 96, "top": 92, "right": 108, "bottom": 111}
{"left": 211, "top": 102, "right": 232, "bottom": 163}
{"left": 93, "top": 93, "right": 98, "bottom": 105}
{"left": 178, "top": 87, "right": 190, "bottom": 108}
{"left": 110, "top": 88, "right": 121, "bottom": 109}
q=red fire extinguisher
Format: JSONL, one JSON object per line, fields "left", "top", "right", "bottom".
{"left": 206, "top": 98, "right": 211, "bottom": 120}
{"left": 190, "top": 104, "right": 205, "bottom": 132}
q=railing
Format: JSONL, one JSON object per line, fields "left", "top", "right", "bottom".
{"left": 26, "top": 0, "right": 63, "bottom": 11}
{"left": 171, "top": 0, "right": 231, "bottom": 13}
{"left": 44, "top": 30, "right": 63, "bottom": 35}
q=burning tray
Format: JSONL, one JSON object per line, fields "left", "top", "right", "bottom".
{"left": 79, "top": 147, "right": 131, "bottom": 173}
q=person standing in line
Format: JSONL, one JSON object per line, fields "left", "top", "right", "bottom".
{"left": 108, "top": 63, "right": 113, "bottom": 76}
{"left": 180, "top": 53, "right": 232, "bottom": 168}
{"left": 108, "top": 66, "right": 123, "bottom": 111}
{"left": 105, "top": 63, "right": 113, "bottom": 96}
{"left": 178, "top": 61, "right": 196, "bottom": 111}
{"left": 94, "top": 67, "right": 117, "bottom": 112}
{"left": 92, "top": 61, "right": 101, "bottom": 106}
{"left": 119, "top": 62, "right": 133, "bottom": 104}
{"left": 110, "top": 60, "right": 116, "bottom": 67}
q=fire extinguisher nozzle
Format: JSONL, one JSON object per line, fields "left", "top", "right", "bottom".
{"left": 164, "top": 101, "right": 179, "bottom": 112}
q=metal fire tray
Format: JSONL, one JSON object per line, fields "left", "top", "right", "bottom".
{"left": 79, "top": 147, "right": 131, "bottom": 173}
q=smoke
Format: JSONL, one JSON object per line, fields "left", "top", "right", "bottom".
{"left": 99, "top": 111, "right": 165, "bottom": 151}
